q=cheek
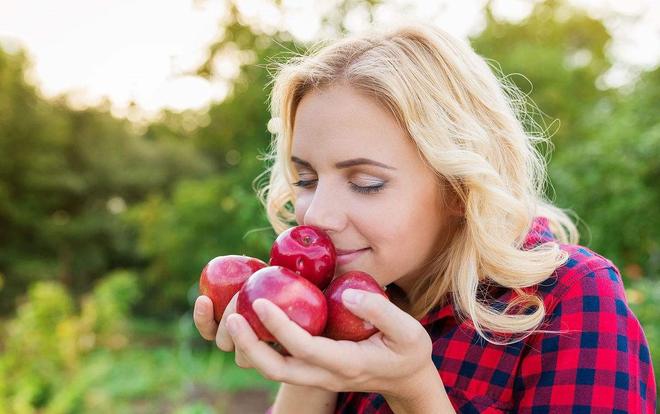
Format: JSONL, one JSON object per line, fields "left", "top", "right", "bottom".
{"left": 370, "top": 196, "right": 440, "bottom": 262}
{"left": 355, "top": 203, "right": 409, "bottom": 267}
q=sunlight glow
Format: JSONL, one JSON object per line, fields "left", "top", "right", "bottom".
{"left": 0, "top": 0, "right": 657, "bottom": 121}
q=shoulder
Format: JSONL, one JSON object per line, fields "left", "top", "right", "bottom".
{"left": 524, "top": 243, "right": 652, "bottom": 364}
{"left": 530, "top": 242, "right": 626, "bottom": 315}
{"left": 520, "top": 216, "right": 626, "bottom": 311}
{"left": 512, "top": 246, "right": 657, "bottom": 412}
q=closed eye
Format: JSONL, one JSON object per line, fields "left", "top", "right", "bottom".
{"left": 292, "top": 179, "right": 385, "bottom": 194}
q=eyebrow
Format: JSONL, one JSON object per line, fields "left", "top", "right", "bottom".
{"left": 291, "top": 156, "right": 396, "bottom": 170}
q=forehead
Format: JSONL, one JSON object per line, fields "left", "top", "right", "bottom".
{"left": 291, "top": 84, "right": 413, "bottom": 163}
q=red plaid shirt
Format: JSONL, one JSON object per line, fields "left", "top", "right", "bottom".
{"left": 266, "top": 217, "right": 657, "bottom": 413}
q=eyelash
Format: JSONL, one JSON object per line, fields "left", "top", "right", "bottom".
{"left": 292, "top": 179, "right": 385, "bottom": 194}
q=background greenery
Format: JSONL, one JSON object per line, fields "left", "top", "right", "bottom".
{"left": 0, "top": 0, "right": 657, "bottom": 412}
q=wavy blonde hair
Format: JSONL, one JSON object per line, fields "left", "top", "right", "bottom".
{"left": 254, "top": 22, "right": 579, "bottom": 345}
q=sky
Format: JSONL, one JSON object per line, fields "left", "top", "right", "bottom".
{"left": 0, "top": 0, "right": 658, "bottom": 122}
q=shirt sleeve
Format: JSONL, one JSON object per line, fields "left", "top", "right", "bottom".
{"left": 512, "top": 265, "right": 657, "bottom": 413}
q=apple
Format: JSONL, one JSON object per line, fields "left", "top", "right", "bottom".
{"left": 237, "top": 266, "right": 328, "bottom": 349}
{"left": 199, "top": 255, "right": 268, "bottom": 322}
{"left": 323, "top": 271, "right": 388, "bottom": 341}
{"left": 269, "top": 225, "right": 336, "bottom": 290}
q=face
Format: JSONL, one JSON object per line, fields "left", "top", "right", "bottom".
{"left": 291, "top": 83, "right": 458, "bottom": 294}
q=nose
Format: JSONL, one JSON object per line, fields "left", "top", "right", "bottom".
{"left": 302, "top": 179, "right": 346, "bottom": 234}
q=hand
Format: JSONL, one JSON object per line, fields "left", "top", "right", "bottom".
{"left": 193, "top": 293, "right": 252, "bottom": 368}
{"left": 224, "top": 289, "right": 437, "bottom": 400}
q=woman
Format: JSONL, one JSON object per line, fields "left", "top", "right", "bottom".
{"left": 194, "top": 22, "right": 656, "bottom": 413}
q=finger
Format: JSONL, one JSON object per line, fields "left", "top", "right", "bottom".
{"left": 341, "top": 289, "right": 425, "bottom": 349}
{"left": 227, "top": 313, "right": 338, "bottom": 388}
{"left": 234, "top": 346, "right": 253, "bottom": 369}
{"left": 250, "top": 298, "right": 365, "bottom": 376}
{"left": 194, "top": 295, "right": 218, "bottom": 341}
{"left": 216, "top": 293, "right": 240, "bottom": 352}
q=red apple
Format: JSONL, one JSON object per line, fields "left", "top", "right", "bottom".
{"left": 323, "top": 271, "right": 388, "bottom": 341}
{"left": 269, "top": 225, "right": 336, "bottom": 290}
{"left": 236, "top": 266, "right": 328, "bottom": 346}
{"left": 199, "top": 255, "right": 268, "bottom": 322}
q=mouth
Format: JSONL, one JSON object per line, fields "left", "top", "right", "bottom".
{"left": 336, "top": 247, "right": 369, "bottom": 255}
{"left": 336, "top": 247, "right": 370, "bottom": 266}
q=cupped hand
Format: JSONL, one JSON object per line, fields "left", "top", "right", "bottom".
{"left": 193, "top": 293, "right": 252, "bottom": 367}
{"left": 224, "top": 289, "right": 436, "bottom": 399}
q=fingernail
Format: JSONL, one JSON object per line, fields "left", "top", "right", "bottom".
{"left": 253, "top": 300, "right": 268, "bottom": 320}
{"left": 227, "top": 317, "right": 240, "bottom": 336}
{"left": 343, "top": 289, "right": 364, "bottom": 306}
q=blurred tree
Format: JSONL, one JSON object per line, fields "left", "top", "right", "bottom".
{"left": 472, "top": 0, "right": 613, "bottom": 151}
{"left": 471, "top": 0, "right": 659, "bottom": 279}
{"left": 0, "top": 272, "right": 141, "bottom": 413}
{"left": 190, "top": 0, "right": 383, "bottom": 173}
{"left": 127, "top": 175, "right": 273, "bottom": 318}
{"left": 123, "top": 0, "right": 384, "bottom": 316}
{"left": 0, "top": 47, "right": 213, "bottom": 314}
{"left": 0, "top": 0, "right": 658, "bottom": 409}
{"left": 550, "top": 67, "right": 660, "bottom": 277}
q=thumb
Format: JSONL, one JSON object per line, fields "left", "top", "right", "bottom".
{"left": 342, "top": 289, "right": 424, "bottom": 347}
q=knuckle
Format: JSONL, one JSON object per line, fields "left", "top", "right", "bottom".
{"left": 412, "top": 328, "right": 432, "bottom": 351}
{"left": 341, "top": 362, "right": 364, "bottom": 379}
{"left": 235, "top": 354, "right": 250, "bottom": 369}
{"left": 199, "top": 326, "right": 216, "bottom": 341}
{"left": 290, "top": 345, "right": 311, "bottom": 360}
{"left": 263, "top": 366, "right": 283, "bottom": 382}
{"left": 326, "top": 381, "right": 344, "bottom": 393}
{"left": 216, "top": 334, "right": 234, "bottom": 352}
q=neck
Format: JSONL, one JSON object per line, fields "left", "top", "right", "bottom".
{"left": 386, "top": 283, "right": 411, "bottom": 311}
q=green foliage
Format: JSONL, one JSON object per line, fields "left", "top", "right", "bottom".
{"left": 80, "top": 270, "right": 143, "bottom": 345}
{"left": 0, "top": 274, "right": 277, "bottom": 413}
{"left": 472, "top": 0, "right": 613, "bottom": 151}
{"left": 471, "top": 1, "right": 659, "bottom": 279}
{"left": 126, "top": 175, "right": 274, "bottom": 318}
{"left": 0, "top": 48, "right": 214, "bottom": 314}
{"left": 1, "top": 282, "right": 75, "bottom": 413}
{"left": 0, "top": 272, "right": 141, "bottom": 413}
{"left": 0, "top": 0, "right": 658, "bottom": 410}
{"left": 550, "top": 68, "right": 660, "bottom": 275}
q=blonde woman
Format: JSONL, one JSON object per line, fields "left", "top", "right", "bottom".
{"left": 193, "top": 22, "right": 656, "bottom": 413}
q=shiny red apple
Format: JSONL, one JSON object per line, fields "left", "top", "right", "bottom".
{"left": 236, "top": 266, "right": 328, "bottom": 346}
{"left": 323, "top": 271, "right": 388, "bottom": 341}
{"left": 269, "top": 225, "right": 336, "bottom": 290}
{"left": 199, "top": 255, "right": 268, "bottom": 322}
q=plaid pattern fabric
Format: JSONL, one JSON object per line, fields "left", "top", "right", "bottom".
{"left": 265, "top": 217, "right": 657, "bottom": 413}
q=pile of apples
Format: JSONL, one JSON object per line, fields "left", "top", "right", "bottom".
{"left": 199, "top": 225, "right": 388, "bottom": 352}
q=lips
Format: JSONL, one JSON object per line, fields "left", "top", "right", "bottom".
{"left": 336, "top": 248, "right": 370, "bottom": 265}
{"left": 336, "top": 248, "right": 369, "bottom": 255}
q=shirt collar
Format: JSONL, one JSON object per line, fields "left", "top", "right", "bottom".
{"left": 522, "top": 216, "right": 557, "bottom": 250}
{"left": 419, "top": 216, "right": 557, "bottom": 327}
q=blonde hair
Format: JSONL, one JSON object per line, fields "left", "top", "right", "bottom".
{"left": 255, "top": 22, "right": 579, "bottom": 345}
